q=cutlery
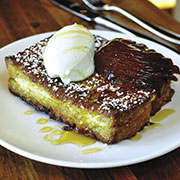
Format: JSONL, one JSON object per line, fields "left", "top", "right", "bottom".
{"left": 82, "top": 0, "right": 180, "bottom": 41}
{"left": 51, "top": 0, "right": 180, "bottom": 53}
{"left": 51, "top": 0, "right": 135, "bottom": 37}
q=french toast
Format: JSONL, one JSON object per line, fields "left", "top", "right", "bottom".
{"left": 5, "top": 36, "right": 180, "bottom": 144}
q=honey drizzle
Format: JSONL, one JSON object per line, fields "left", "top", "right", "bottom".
{"left": 36, "top": 109, "right": 175, "bottom": 152}
{"left": 131, "top": 109, "right": 175, "bottom": 141}
{"left": 130, "top": 133, "right": 142, "bottom": 141}
{"left": 80, "top": 148, "right": 103, "bottom": 154}
{"left": 24, "top": 110, "right": 34, "bottom": 115}
{"left": 51, "top": 131, "right": 96, "bottom": 147}
{"left": 151, "top": 109, "right": 175, "bottom": 122}
{"left": 51, "top": 129, "right": 63, "bottom": 135}
{"left": 39, "top": 126, "right": 53, "bottom": 133}
{"left": 36, "top": 118, "right": 49, "bottom": 124}
{"left": 36, "top": 119, "right": 97, "bottom": 152}
{"left": 80, "top": 145, "right": 110, "bottom": 155}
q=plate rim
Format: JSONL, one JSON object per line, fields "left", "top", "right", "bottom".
{"left": 0, "top": 30, "right": 180, "bottom": 169}
{"left": 1, "top": 137, "right": 180, "bottom": 169}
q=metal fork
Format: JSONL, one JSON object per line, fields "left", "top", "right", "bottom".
{"left": 82, "top": 0, "right": 180, "bottom": 44}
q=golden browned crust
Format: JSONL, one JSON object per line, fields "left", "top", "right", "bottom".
{"left": 5, "top": 36, "right": 179, "bottom": 144}
{"left": 5, "top": 37, "right": 152, "bottom": 118}
{"left": 151, "top": 84, "right": 174, "bottom": 115}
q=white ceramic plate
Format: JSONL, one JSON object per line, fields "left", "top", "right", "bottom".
{"left": 0, "top": 30, "right": 180, "bottom": 169}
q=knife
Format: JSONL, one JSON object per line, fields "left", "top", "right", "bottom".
{"left": 51, "top": 0, "right": 180, "bottom": 53}
{"left": 51, "top": 0, "right": 135, "bottom": 37}
{"left": 82, "top": 0, "right": 180, "bottom": 40}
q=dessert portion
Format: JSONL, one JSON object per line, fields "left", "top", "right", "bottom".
{"left": 5, "top": 25, "right": 180, "bottom": 144}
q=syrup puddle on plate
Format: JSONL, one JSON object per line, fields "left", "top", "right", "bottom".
{"left": 50, "top": 131, "right": 96, "bottom": 147}
{"left": 36, "top": 118, "right": 49, "bottom": 124}
{"left": 28, "top": 108, "right": 175, "bottom": 153}
{"left": 36, "top": 118, "right": 107, "bottom": 154}
{"left": 24, "top": 110, "right": 34, "bottom": 115}
{"left": 151, "top": 109, "right": 175, "bottom": 122}
{"left": 39, "top": 126, "right": 53, "bottom": 133}
{"left": 80, "top": 145, "right": 110, "bottom": 155}
{"left": 130, "top": 123, "right": 162, "bottom": 141}
{"left": 131, "top": 109, "right": 175, "bottom": 141}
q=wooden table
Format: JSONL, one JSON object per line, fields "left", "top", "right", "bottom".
{"left": 0, "top": 0, "right": 180, "bottom": 179}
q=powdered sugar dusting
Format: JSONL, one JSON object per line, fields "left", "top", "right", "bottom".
{"left": 7, "top": 35, "right": 151, "bottom": 115}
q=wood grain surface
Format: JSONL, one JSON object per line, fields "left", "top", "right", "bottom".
{"left": 0, "top": 0, "right": 180, "bottom": 179}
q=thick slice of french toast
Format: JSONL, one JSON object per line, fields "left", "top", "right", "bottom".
{"left": 5, "top": 36, "right": 179, "bottom": 144}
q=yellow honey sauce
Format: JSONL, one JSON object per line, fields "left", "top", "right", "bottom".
{"left": 130, "top": 133, "right": 142, "bottom": 141}
{"left": 80, "top": 148, "right": 103, "bottom": 155}
{"left": 151, "top": 109, "right": 175, "bottom": 123}
{"left": 51, "top": 129, "right": 63, "bottom": 135}
{"left": 51, "top": 131, "right": 96, "bottom": 147}
{"left": 36, "top": 118, "right": 49, "bottom": 124}
{"left": 130, "top": 123, "right": 162, "bottom": 141}
{"left": 24, "top": 110, "right": 34, "bottom": 115}
{"left": 36, "top": 119, "right": 104, "bottom": 154}
{"left": 39, "top": 126, "right": 53, "bottom": 133}
{"left": 80, "top": 146, "right": 110, "bottom": 155}
{"left": 43, "top": 129, "right": 63, "bottom": 142}
{"left": 131, "top": 109, "right": 175, "bottom": 141}
{"left": 37, "top": 109, "right": 175, "bottom": 153}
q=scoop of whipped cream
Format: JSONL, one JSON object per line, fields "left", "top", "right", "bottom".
{"left": 43, "top": 24, "right": 95, "bottom": 84}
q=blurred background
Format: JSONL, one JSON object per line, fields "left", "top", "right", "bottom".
{"left": 149, "top": 0, "right": 180, "bottom": 22}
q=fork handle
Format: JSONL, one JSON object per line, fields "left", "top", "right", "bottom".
{"left": 104, "top": 5, "right": 180, "bottom": 44}
{"left": 93, "top": 16, "right": 180, "bottom": 53}
{"left": 94, "top": 16, "right": 180, "bottom": 45}
{"left": 94, "top": 16, "right": 135, "bottom": 37}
